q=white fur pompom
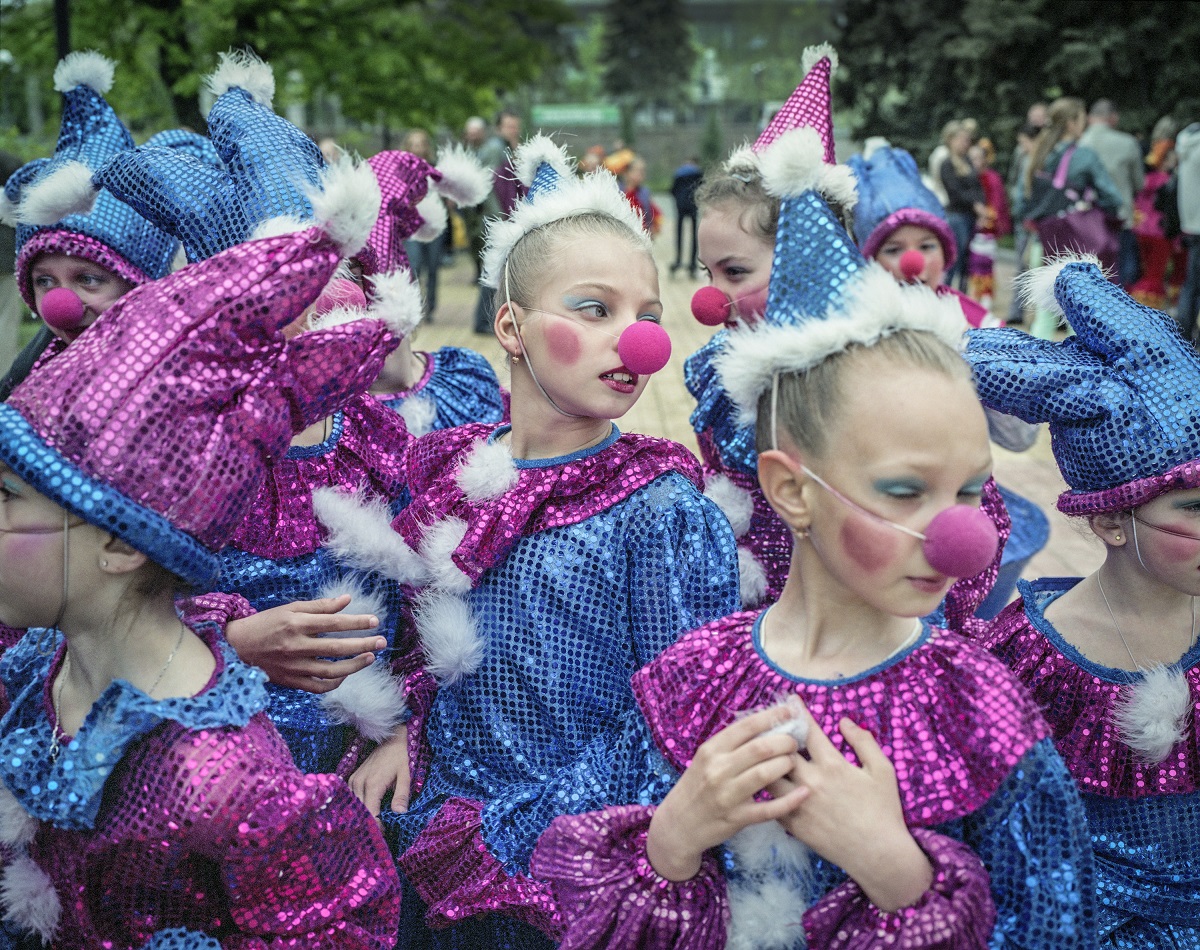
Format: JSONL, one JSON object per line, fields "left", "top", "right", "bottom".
{"left": 725, "top": 817, "right": 812, "bottom": 879}
{"left": 307, "top": 158, "right": 382, "bottom": 258}
{"left": 412, "top": 190, "right": 448, "bottom": 242}
{"left": 800, "top": 43, "right": 839, "bottom": 76}
{"left": 312, "top": 487, "right": 427, "bottom": 585}
{"left": 1112, "top": 666, "right": 1192, "bottom": 764}
{"left": 414, "top": 591, "right": 485, "bottom": 684}
{"left": 53, "top": 50, "right": 115, "bottom": 94}
{"left": 1, "top": 854, "right": 61, "bottom": 943}
{"left": 456, "top": 439, "right": 518, "bottom": 502}
{"left": 434, "top": 144, "right": 492, "bottom": 207}
{"left": 15, "top": 161, "right": 99, "bottom": 226}
{"left": 513, "top": 133, "right": 575, "bottom": 188}
{"left": 816, "top": 163, "right": 858, "bottom": 211}
{"left": 0, "top": 785, "right": 38, "bottom": 849}
{"left": 315, "top": 575, "right": 388, "bottom": 636}
{"left": 763, "top": 694, "right": 810, "bottom": 749}
{"left": 704, "top": 474, "right": 754, "bottom": 538}
{"left": 724, "top": 143, "right": 759, "bottom": 174}
{"left": 738, "top": 548, "right": 769, "bottom": 608}
{"left": 368, "top": 269, "right": 424, "bottom": 340}
{"left": 321, "top": 661, "right": 407, "bottom": 742}
{"left": 207, "top": 49, "right": 275, "bottom": 106}
{"left": 0, "top": 191, "right": 19, "bottom": 228}
{"left": 418, "top": 517, "right": 473, "bottom": 595}
{"left": 397, "top": 395, "right": 438, "bottom": 437}
{"left": 726, "top": 874, "right": 807, "bottom": 950}
{"left": 757, "top": 127, "right": 827, "bottom": 200}
{"left": 305, "top": 304, "right": 362, "bottom": 333}
{"left": 250, "top": 214, "right": 310, "bottom": 240}
{"left": 1015, "top": 253, "right": 1103, "bottom": 318}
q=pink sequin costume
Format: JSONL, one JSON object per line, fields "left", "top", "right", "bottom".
{"left": 532, "top": 611, "right": 1098, "bottom": 948}
{"left": 0, "top": 160, "right": 404, "bottom": 947}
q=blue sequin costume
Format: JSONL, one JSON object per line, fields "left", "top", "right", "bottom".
{"left": 376, "top": 346, "right": 507, "bottom": 436}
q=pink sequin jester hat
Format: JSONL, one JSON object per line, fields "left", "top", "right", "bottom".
{"left": 0, "top": 161, "right": 408, "bottom": 589}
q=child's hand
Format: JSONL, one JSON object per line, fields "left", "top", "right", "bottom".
{"left": 349, "top": 726, "right": 411, "bottom": 817}
{"left": 769, "top": 710, "right": 933, "bottom": 912}
{"left": 225, "top": 595, "right": 385, "bottom": 693}
{"left": 647, "top": 707, "right": 807, "bottom": 882}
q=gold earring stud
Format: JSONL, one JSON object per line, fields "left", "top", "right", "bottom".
{"left": 1114, "top": 533, "right": 1122, "bottom": 542}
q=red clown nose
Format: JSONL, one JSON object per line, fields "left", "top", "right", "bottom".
{"left": 617, "top": 320, "right": 672, "bottom": 375}
{"left": 39, "top": 288, "right": 86, "bottom": 333}
{"left": 921, "top": 505, "right": 999, "bottom": 578}
{"left": 898, "top": 249, "right": 926, "bottom": 281}
{"left": 691, "top": 285, "right": 732, "bottom": 326}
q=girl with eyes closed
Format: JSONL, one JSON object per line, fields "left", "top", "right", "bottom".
{"left": 314, "top": 135, "right": 740, "bottom": 949}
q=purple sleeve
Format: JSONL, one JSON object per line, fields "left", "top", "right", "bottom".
{"left": 802, "top": 827, "right": 995, "bottom": 949}
{"left": 177, "top": 592, "right": 256, "bottom": 628}
{"left": 531, "top": 804, "right": 728, "bottom": 950}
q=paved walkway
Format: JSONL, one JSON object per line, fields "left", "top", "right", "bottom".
{"left": 412, "top": 216, "right": 1100, "bottom": 589}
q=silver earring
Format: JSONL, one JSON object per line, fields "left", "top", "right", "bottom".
{"left": 101, "top": 558, "right": 109, "bottom": 568}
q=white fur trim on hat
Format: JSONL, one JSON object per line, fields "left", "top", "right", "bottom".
{"left": 250, "top": 214, "right": 310, "bottom": 240}
{"left": 0, "top": 786, "right": 37, "bottom": 849}
{"left": 724, "top": 143, "right": 759, "bottom": 174}
{"left": 716, "top": 264, "right": 966, "bottom": 425}
{"left": 312, "top": 487, "right": 427, "bottom": 585}
{"left": 1015, "top": 252, "right": 1104, "bottom": 318}
{"left": 396, "top": 394, "right": 437, "bottom": 437}
{"left": 737, "top": 547, "right": 769, "bottom": 608}
{"left": 0, "top": 192, "right": 19, "bottom": 228}
{"left": 704, "top": 474, "right": 754, "bottom": 538}
{"left": 481, "top": 169, "right": 649, "bottom": 289}
{"left": 800, "top": 43, "right": 839, "bottom": 76}
{"left": 758, "top": 128, "right": 857, "bottom": 209}
{"left": 307, "top": 158, "right": 383, "bottom": 258}
{"left": 412, "top": 190, "right": 448, "bottom": 242}
{"left": 513, "top": 133, "right": 575, "bottom": 188}
{"left": 1, "top": 854, "right": 61, "bottom": 943}
{"left": 207, "top": 49, "right": 275, "bottom": 107}
{"left": 53, "top": 51, "right": 114, "bottom": 95}
{"left": 367, "top": 269, "right": 424, "bottom": 339}
{"left": 1112, "top": 666, "right": 1191, "bottom": 765}
{"left": 414, "top": 590, "right": 485, "bottom": 684}
{"left": 456, "top": 439, "right": 518, "bottom": 502}
{"left": 418, "top": 517, "right": 473, "bottom": 594}
{"left": 321, "top": 661, "right": 407, "bottom": 742}
{"left": 434, "top": 144, "right": 492, "bottom": 207}
{"left": 15, "top": 160, "right": 99, "bottom": 226}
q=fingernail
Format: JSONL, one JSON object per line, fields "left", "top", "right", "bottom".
{"left": 375, "top": 637, "right": 387, "bottom": 650}
{"left": 368, "top": 616, "right": 379, "bottom": 627}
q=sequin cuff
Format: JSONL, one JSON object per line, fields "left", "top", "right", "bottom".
{"left": 530, "top": 804, "right": 727, "bottom": 950}
{"left": 139, "top": 927, "right": 222, "bottom": 949}
{"left": 177, "top": 592, "right": 257, "bottom": 628}
{"left": 397, "top": 797, "right": 561, "bottom": 937}
{"left": 803, "top": 827, "right": 996, "bottom": 948}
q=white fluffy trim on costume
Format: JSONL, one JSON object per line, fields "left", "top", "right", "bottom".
{"left": 724, "top": 819, "right": 812, "bottom": 950}
{"left": 53, "top": 50, "right": 115, "bottom": 94}
{"left": 312, "top": 487, "right": 427, "bottom": 585}
{"left": 434, "top": 144, "right": 492, "bottom": 207}
{"left": 414, "top": 591, "right": 485, "bottom": 684}
{"left": 0, "top": 193, "right": 18, "bottom": 228}
{"left": 397, "top": 394, "right": 437, "bottom": 437}
{"left": 1112, "top": 666, "right": 1192, "bottom": 765}
{"left": 15, "top": 160, "right": 99, "bottom": 226}
{"left": 250, "top": 214, "right": 310, "bottom": 240}
{"left": 762, "top": 693, "right": 810, "bottom": 748}
{"left": 321, "top": 661, "right": 407, "bottom": 742}
{"left": 716, "top": 264, "right": 965, "bottom": 425}
{"left": 456, "top": 438, "right": 518, "bottom": 502}
{"left": 207, "top": 49, "right": 275, "bottom": 107}
{"left": 412, "top": 190, "right": 448, "bottom": 242}
{"left": 737, "top": 547, "right": 769, "bottom": 608}
{"left": 1015, "top": 252, "right": 1104, "bottom": 318}
{"left": 1, "top": 854, "right": 61, "bottom": 944}
{"left": 513, "top": 133, "right": 575, "bottom": 188}
{"left": 758, "top": 127, "right": 857, "bottom": 210}
{"left": 0, "top": 786, "right": 37, "bottom": 850}
{"left": 307, "top": 269, "right": 423, "bottom": 342}
{"left": 704, "top": 474, "right": 754, "bottom": 538}
{"left": 480, "top": 169, "right": 649, "bottom": 289}
{"left": 307, "top": 158, "right": 382, "bottom": 259}
{"left": 417, "top": 517, "right": 473, "bottom": 594}
{"left": 800, "top": 42, "right": 839, "bottom": 76}
{"left": 315, "top": 575, "right": 389, "bottom": 636}
{"left": 723, "top": 142, "right": 759, "bottom": 174}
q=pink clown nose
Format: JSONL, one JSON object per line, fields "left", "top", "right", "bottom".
{"left": 39, "top": 287, "right": 86, "bottom": 333}
{"left": 618, "top": 320, "right": 672, "bottom": 376}
{"left": 691, "top": 285, "right": 732, "bottom": 326}
{"left": 899, "top": 249, "right": 926, "bottom": 282}
{"left": 313, "top": 278, "right": 368, "bottom": 316}
{"left": 922, "top": 505, "right": 999, "bottom": 579}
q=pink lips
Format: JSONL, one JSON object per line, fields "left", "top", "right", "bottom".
{"left": 908, "top": 575, "right": 949, "bottom": 595}
{"left": 599, "top": 364, "right": 638, "bottom": 394}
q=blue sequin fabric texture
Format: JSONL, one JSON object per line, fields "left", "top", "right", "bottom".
{"left": 986, "top": 579, "right": 1200, "bottom": 945}
{"left": 386, "top": 429, "right": 740, "bottom": 941}
{"left": 376, "top": 346, "right": 507, "bottom": 436}
{"left": 684, "top": 331, "right": 758, "bottom": 476}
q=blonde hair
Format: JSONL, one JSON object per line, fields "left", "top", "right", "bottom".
{"left": 1026, "top": 97, "right": 1086, "bottom": 193}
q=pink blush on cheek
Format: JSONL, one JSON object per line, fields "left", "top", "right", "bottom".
{"left": 839, "top": 515, "right": 898, "bottom": 573}
{"left": 735, "top": 285, "right": 770, "bottom": 321}
{"left": 1149, "top": 523, "right": 1200, "bottom": 564}
{"left": 543, "top": 321, "right": 582, "bottom": 365}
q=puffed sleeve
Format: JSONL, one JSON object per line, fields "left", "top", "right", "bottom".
{"left": 531, "top": 804, "right": 728, "bottom": 950}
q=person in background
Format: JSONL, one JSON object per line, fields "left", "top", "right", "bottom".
{"left": 402, "top": 128, "right": 447, "bottom": 322}
{"left": 1130, "top": 116, "right": 1181, "bottom": 310}
{"left": 1080, "top": 99, "right": 1145, "bottom": 288}
{"left": 669, "top": 155, "right": 703, "bottom": 278}
{"left": 0, "top": 151, "right": 22, "bottom": 377}
{"left": 580, "top": 144, "right": 606, "bottom": 175}
{"left": 623, "top": 156, "right": 661, "bottom": 236}
{"left": 472, "top": 110, "right": 523, "bottom": 334}
{"left": 1176, "top": 120, "right": 1200, "bottom": 342}
{"left": 940, "top": 120, "right": 987, "bottom": 293}
{"left": 1007, "top": 120, "right": 1044, "bottom": 325}
{"left": 967, "top": 137, "right": 1011, "bottom": 307}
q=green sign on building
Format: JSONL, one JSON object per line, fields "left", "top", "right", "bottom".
{"left": 531, "top": 103, "right": 621, "bottom": 127}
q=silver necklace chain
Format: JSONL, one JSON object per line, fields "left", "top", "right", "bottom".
{"left": 1095, "top": 569, "right": 1197, "bottom": 671}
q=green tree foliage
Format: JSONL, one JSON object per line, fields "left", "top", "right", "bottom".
{"left": 1, "top": 0, "right": 569, "bottom": 142}
{"left": 600, "top": 0, "right": 696, "bottom": 113}
{"left": 836, "top": 0, "right": 1200, "bottom": 164}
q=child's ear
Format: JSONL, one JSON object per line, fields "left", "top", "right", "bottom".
{"left": 494, "top": 300, "right": 522, "bottom": 361}
{"left": 100, "top": 535, "right": 149, "bottom": 576}
{"left": 757, "top": 449, "right": 814, "bottom": 535}
{"left": 1089, "top": 511, "right": 1130, "bottom": 548}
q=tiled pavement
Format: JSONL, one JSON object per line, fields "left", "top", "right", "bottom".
{"left": 411, "top": 218, "right": 1102, "bottom": 594}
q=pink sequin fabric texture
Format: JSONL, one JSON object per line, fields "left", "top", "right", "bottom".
{"left": 392, "top": 423, "right": 704, "bottom": 584}
{"left": 986, "top": 587, "right": 1200, "bottom": 798}
{"left": 753, "top": 52, "right": 835, "bottom": 160}
{"left": 359, "top": 150, "right": 441, "bottom": 277}
{"left": 1057, "top": 458, "right": 1200, "bottom": 517}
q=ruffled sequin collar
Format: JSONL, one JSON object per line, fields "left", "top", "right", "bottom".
{"left": 0, "top": 622, "right": 268, "bottom": 830}
{"left": 684, "top": 332, "right": 758, "bottom": 475}
{"left": 227, "top": 393, "right": 410, "bottom": 559}
{"left": 393, "top": 422, "right": 703, "bottom": 585}
{"left": 634, "top": 610, "right": 1049, "bottom": 825}
{"left": 985, "top": 577, "right": 1200, "bottom": 798}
